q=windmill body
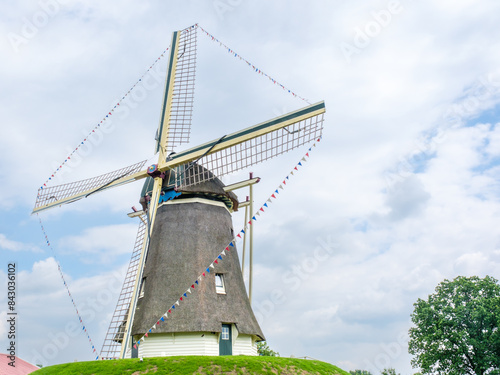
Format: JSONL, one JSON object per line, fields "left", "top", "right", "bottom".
{"left": 128, "top": 175, "right": 264, "bottom": 357}
{"left": 33, "top": 25, "right": 325, "bottom": 360}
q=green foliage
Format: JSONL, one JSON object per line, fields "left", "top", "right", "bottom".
{"left": 409, "top": 275, "right": 500, "bottom": 374}
{"left": 257, "top": 341, "right": 280, "bottom": 357}
{"left": 33, "top": 355, "right": 350, "bottom": 375}
{"left": 349, "top": 370, "right": 373, "bottom": 375}
{"left": 380, "top": 368, "right": 399, "bottom": 375}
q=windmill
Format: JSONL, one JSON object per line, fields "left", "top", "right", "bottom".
{"left": 33, "top": 25, "right": 325, "bottom": 359}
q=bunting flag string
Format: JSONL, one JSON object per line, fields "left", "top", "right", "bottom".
{"left": 127, "top": 137, "right": 321, "bottom": 355}
{"left": 38, "top": 46, "right": 170, "bottom": 193}
{"left": 37, "top": 214, "right": 100, "bottom": 360}
{"left": 197, "top": 25, "right": 310, "bottom": 104}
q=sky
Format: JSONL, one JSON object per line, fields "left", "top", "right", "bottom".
{"left": 1, "top": 0, "right": 500, "bottom": 373}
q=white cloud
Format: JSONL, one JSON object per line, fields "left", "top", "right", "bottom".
{"left": 58, "top": 224, "right": 139, "bottom": 263}
{"left": 0, "top": 233, "right": 41, "bottom": 252}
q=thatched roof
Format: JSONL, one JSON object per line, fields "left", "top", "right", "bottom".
{"left": 132, "top": 178, "right": 264, "bottom": 340}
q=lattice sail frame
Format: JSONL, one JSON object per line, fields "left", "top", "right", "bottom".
{"left": 166, "top": 26, "right": 197, "bottom": 153}
{"left": 174, "top": 113, "right": 324, "bottom": 188}
{"left": 34, "top": 160, "right": 147, "bottom": 210}
{"left": 100, "top": 217, "right": 147, "bottom": 360}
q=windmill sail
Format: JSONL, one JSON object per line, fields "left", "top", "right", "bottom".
{"left": 33, "top": 160, "right": 147, "bottom": 213}
{"left": 163, "top": 25, "right": 197, "bottom": 153}
{"left": 155, "top": 25, "right": 197, "bottom": 157}
{"left": 172, "top": 102, "right": 325, "bottom": 188}
{"left": 100, "top": 215, "right": 147, "bottom": 360}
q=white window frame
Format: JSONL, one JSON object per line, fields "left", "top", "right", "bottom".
{"left": 139, "top": 277, "right": 146, "bottom": 298}
{"left": 221, "top": 325, "right": 230, "bottom": 340}
{"left": 215, "top": 273, "right": 226, "bottom": 294}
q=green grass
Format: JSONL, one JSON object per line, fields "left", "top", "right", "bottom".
{"left": 34, "top": 355, "right": 350, "bottom": 375}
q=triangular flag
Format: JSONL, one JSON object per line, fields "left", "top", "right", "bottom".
{"left": 252, "top": 216, "right": 257, "bottom": 220}
{"left": 264, "top": 203, "right": 268, "bottom": 208}
{"left": 209, "top": 263, "right": 215, "bottom": 268}
{"left": 214, "top": 259, "right": 218, "bottom": 264}
{"left": 206, "top": 268, "right": 210, "bottom": 273}
{"left": 256, "top": 211, "right": 261, "bottom": 216}
{"left": 275, "top": 189, "right": 279, "bottom": 194}
{"left": 218, "top": 255, "right": 222, "bottom": 260}
{"left": 175, "top": 301, "right": 179, "bottom": 306}
{"left": 279, "top": 184, "right": 284, "bottom": 190}
{"left": 260, "top": 207, "right": 264, "bottom": 212}
{"left": 229, "top": 242, "right": 235, "bottom": 247}
{"left": 221, "top": 250, "right": 226, "bottom": 256}
{"left": 187, "top": 289, "right": 192, "bottom": 294}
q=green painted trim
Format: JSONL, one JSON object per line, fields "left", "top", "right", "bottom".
{"left": 171, "top": 101, "right": 325, "bottom": 160}
{"left": 155, "top": 31, "right": 179, "bottom": 153}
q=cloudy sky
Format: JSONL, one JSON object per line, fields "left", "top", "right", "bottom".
{"left": 1, "top": 1, "right": 500, "bottom": 373}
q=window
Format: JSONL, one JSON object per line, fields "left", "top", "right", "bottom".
{"left": 221, "top": 325, "right": 230, "bottom": 340}
{"left": 215, "top": 273, "right": 226, "bottom": 294}
{"left": 139, "top": 278, "right": 146, "bottom": 298}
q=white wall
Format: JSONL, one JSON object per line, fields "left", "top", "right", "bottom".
{"left": 233, "top": 334, "right": 258, "bottom": 356}
{"left": 132, "top": 331, "right": 259, "bottom": 357}
{"left": 137, "top": 332, "right": 219, "bottom": 357}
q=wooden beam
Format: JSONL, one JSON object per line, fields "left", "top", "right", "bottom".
{"left": 223, "top": 177, "right": 260, "bottom": 192}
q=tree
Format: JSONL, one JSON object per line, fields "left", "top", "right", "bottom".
{"left": 381, "top": 369, "right": 400, "bottom": 375}
{"left": 408, "top": 275, "right": 500, "bottom": 374}
{"left": 257, "top": 341, "right": 279, "bottom": 356}
{"left": 349, "top": 371, "right": 373, "bottom": 375}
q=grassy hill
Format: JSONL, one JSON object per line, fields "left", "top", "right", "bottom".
{"left": 34, "top": 355, "right": 349, "bottom": 374}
